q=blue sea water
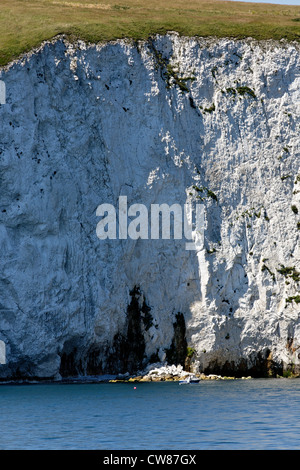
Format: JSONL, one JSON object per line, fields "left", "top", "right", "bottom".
{"left": 1, "top": 378, "right": 300, "bottom": 450}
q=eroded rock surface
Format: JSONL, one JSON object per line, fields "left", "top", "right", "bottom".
{"left": 0, "top": 34, "right": 299, "bottom": 380}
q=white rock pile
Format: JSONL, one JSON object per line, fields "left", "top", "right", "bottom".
{"left": 113, "top": 364, "right": 253, "bottom": 382}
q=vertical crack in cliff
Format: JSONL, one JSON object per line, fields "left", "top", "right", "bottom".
{"left": 105, "top": 286, "right": 153, "bottom": 374}
{"left": 165, "top": 312, "right": 188, "bottom": 368}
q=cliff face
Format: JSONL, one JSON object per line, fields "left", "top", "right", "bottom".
{"left": 0, "top": 34, "right": 299, "bottom": 380}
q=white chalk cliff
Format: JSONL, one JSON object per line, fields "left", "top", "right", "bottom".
{"left": 0, "top": 34, "right": 299, "bottom": 380}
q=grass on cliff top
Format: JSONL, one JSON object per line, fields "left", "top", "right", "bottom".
{"left": 0, "top": 0, "right": 299, "bottom": 66}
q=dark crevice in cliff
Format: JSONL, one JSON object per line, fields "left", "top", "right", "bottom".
{"left": 165, "top": 312, "right": 188, "bottom": 368}
{"left": 202, "top": 349, "right": 284, "bottom": 378}
{"left": 104, "top": 286, "right": 153, "bottom": 374}
{"left": 58, "top": 286, "right": 155, "bottom": 377}
{"left": 59, "top": 338, "right": 104, "bottom": 377}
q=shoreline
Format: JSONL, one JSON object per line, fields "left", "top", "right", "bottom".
{"left": 1, "top": 372, "right": 300, "bottom": 386}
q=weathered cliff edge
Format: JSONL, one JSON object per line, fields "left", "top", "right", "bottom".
{"left": 0, "top": 34, "right": 299, "bottom": 381}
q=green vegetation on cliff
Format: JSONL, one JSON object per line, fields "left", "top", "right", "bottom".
{"left": 0, "top": 0, "right": 299, "bottom": 66}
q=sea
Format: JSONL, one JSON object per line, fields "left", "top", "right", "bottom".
{"left": 1, "top": 378, "right": 300, "bottom": 450}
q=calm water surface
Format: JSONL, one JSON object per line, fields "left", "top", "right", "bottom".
{"left": 1, "top": 378, "right": 300, "bottom": 450}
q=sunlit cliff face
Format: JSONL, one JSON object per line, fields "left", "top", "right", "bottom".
{"left": 0, "top": 34, "right": 299, "bottom": 380}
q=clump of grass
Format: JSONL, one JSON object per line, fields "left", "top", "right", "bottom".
{"left": 236, "top": 86, "right": 256, "bottom": 99}
{"left": 277, "top": 265, "right": 300, "bottom": 282}
{"left": 225, "top": 85, "right": 256, "bottom": 99}
{"left": 151, "top": 46, "right": 195, "bottom": 93}
{"left": 282, "top": 369, "right": 296, "bottom": 378}
{"left": 186, "top": 347, "right": 196, "bottom": 358}
{"left": 291, "top": 205, "right": 298, "bottom": 214}
{"left": 203, "top": 103, "right": 215, "bottom": 113}
{"left": 226, "top": 87, "right": 237, "bottom": 96}
{"left": 192, "top": 185, "right": 218, "bottom": 202}
{"left": 239, "top": 206, "right": 264, "bottom": 220}
{"left": 206, "top": 189, "right": 218, "bottom": 201}
{"left": 262, "top": 264, "right": 275, "bottom": 281}
{"left": 166, "top": 63, "right": 192, "bottom": 92}
{"left": 286, "top": 295, "right": 300, "bottom": 304}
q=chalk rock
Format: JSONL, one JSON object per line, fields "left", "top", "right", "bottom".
{"left": 0, "top": 34, "right": 299, "bottom": 380}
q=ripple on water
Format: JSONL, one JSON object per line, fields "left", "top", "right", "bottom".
{"left": 1, "top": 379, "right": 300, "bottom": 449}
